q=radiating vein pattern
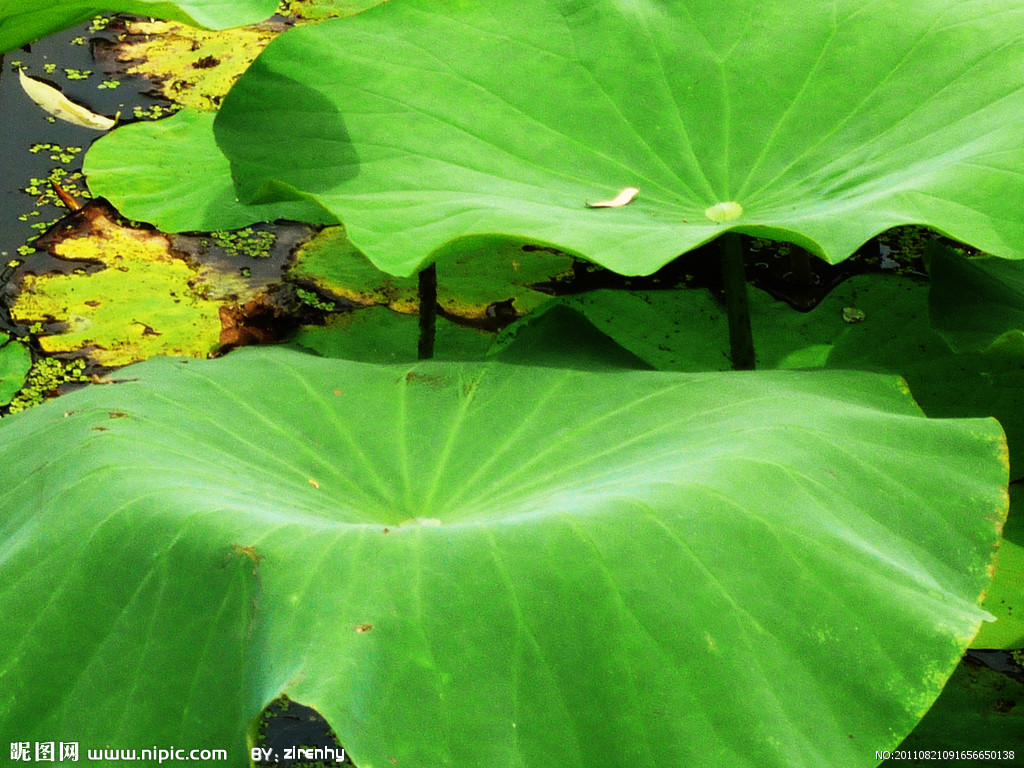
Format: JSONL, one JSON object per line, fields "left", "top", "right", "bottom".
{"left": 0, "top": 346, "right": 1007, "bottom": 767}
{"left": 211, "top": 0, "right": 1024, "bottom": 274}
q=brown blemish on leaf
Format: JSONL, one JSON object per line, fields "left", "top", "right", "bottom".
{"left": 108, "top": 411, "right": 128, "bottom": 418}
{"left": 308, "top": 478, "right": 320, "bottom": 489}
{"left": 354, "top": 623, "right": 373, "bottom": 633}
{"left": 230, "top": 544, "right": 264, "bottom": 575}
{"left": 402, "top": 371, "right": 450, "bottom": 387}
{"left": 88, "top": 374, "right": 138, "bottom": 385}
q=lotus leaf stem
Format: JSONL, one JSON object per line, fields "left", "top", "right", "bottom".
{"left": 417, "top": 262, "right": 437, "bottom": 360}
{"left": 719, "top": 232, "right": 755, "bottom": 370}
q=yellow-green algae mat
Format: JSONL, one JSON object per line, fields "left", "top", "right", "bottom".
{"left": 10, "top": 201, "right": 244, "bottom": 366}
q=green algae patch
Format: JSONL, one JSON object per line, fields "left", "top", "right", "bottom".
{"left": 111, "top": 19, "right": 280, "bottom": 111}
{"left": 290, "top": 227, "right": 573, "bottom": 323}
{"left": 10, "top": 201, "right": 227, "bottom": 366}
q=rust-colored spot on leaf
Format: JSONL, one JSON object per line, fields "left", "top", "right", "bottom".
{"left": 108, "top": 410, "right": 128, "bottom": 418}
{"left": 230, "top": 544, "right": 264, "bottom": 575}
{"left": 355, "top": 623, "right": 373, "bottom": 633}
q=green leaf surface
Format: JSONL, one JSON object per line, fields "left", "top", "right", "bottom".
{"left": 973, "top": 484, "right": 1024, "bottom": 649}
{"left": 0, "top": 0, "right": 278, "bottom": 53}
{"left": 886, "top": 651, "right": 1024, "bottom": 759}
{"left": 213, "top": 0, "right": 1024, "bottom": 277}
{"left": 0, "top": 333, "right": 32, "bottom": 407}
{"left": 0, "top": 347, "right": 1007, "bottom": 767}
{"left": 500, "top": 275, "right": 1024, "bottom": 480}
{"left": 290, "top": 227, "right": 572, "bottom": 320}
{"left": 290, "top": 306, "right": 495, "bottom": 363}
{"left": 84, "top": 110, "right": 337, "bottom": 232}
{"left": 928, "top": 241, "right": 1024, "bottom": 353}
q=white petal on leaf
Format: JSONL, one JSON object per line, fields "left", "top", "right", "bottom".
{"left": 19, "top": 69, "right": 116, "bottom": 131}
{"left": 585, "top": 187, "right": 640, "bottom": 208}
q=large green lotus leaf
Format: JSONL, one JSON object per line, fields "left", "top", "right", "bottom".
{"left": 85, "top": 110, "right": 337, "bottom": 232}
{"left": 498, "top": 276, "right": 1024, "bottom": 479}
{"left": 928, "top": 241, "right": 1024, "bottom": 353}
{"left": 0, "top": 347, "right": 1008, "bottom": 767}
{"left": 0, "top": 0, "right": 277, "bottom": 53}
{"left": 213, "top": 0, "right": 1024, "bottom": 277}
{"left": 291, "top": 227, "right": 572, "bottom": 320}
{"left": 0, "top": 333, "right": 32, "bottom": 406}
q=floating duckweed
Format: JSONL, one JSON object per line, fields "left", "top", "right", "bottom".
{"left": 132, "top": 103, "right": 180, "bottom": 120}
{"left": 17, "top": 158, "right": 94, "bottom": 261}
{"left": 71, "top": 37, "right": 85, "bottom": 45}
{"left": 88, "top": 15, "right": 111, "bottom": 33}
{"left": 6, "top": 357, "right": 88, "bottom": 414}
{"left": 296, "top": 287, "right": 337, "bottom": 312}
{"left": 97, "top": 79, "right": 121, "bottom": 90}
{"left": 31, "top": 143, "right": 83, "bottom": 164}
{"left": 210, "top": 228, "right": 276, "bottom": 258}
{"left": 64, "top": 69, "right": 92, "bottom": 80}
{"left": 43, "top": 63, "right": 56, "bottom": 74}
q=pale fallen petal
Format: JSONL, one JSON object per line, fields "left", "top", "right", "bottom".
{"left": 19, "top": 69, "right": 117, "bottom": 131}
{"left": 586, "top": 186, "right": 640, "bottom": 208}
